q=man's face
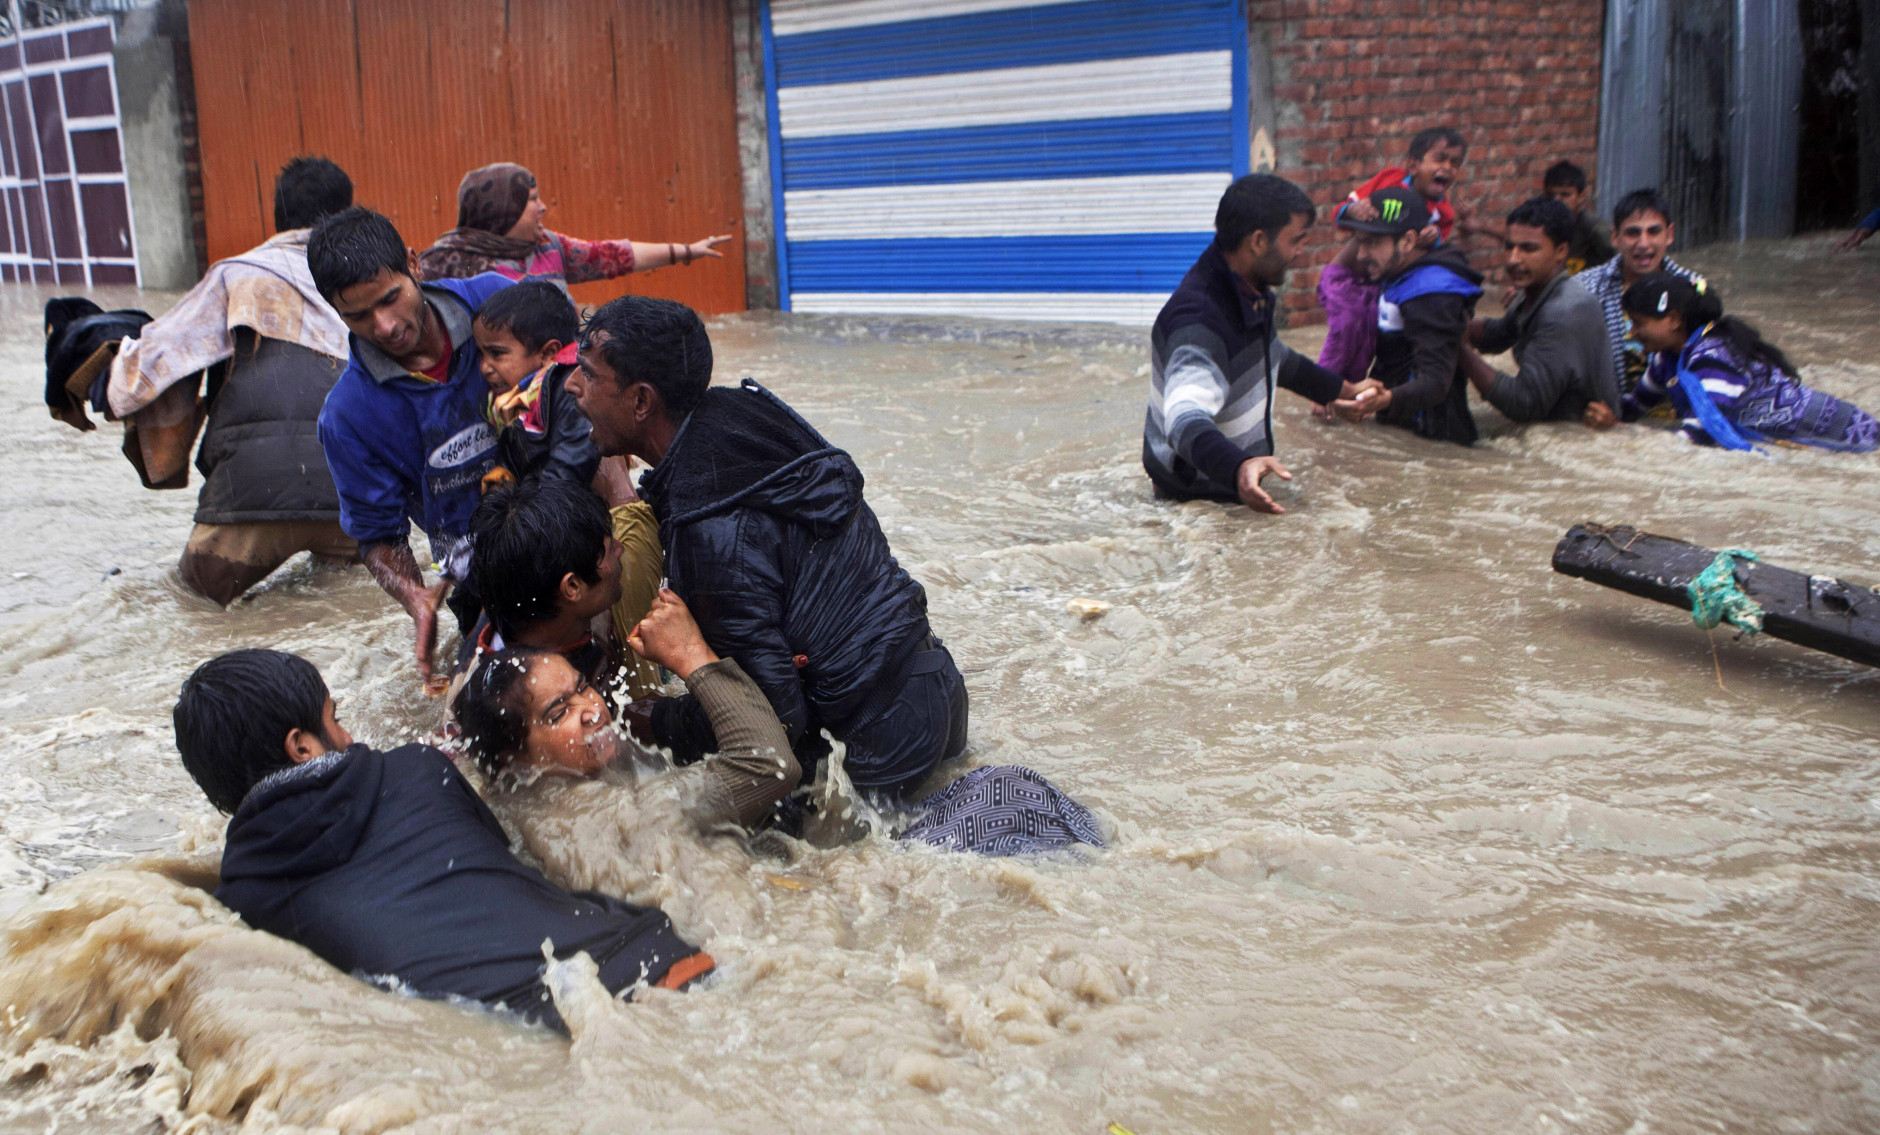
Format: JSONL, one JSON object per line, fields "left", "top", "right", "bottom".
{"left": 563, "top": 536, "right": 625, "bottom": 621}
{"left": 332, "top": 266, "right": 427, "bottom": 360}
{"left": 1248, "top": 213, "right": 1312, "bottom": 288}
{"left": 1408, "top": 142, "right": 1465, "bottom": 202}
{"left": 568, "top": 332, "right": 642, "bottom": 458}
{"left": 1614, "top": 209, "right": 1674, "bottom": 279}
{"left": 1546, "top": 184, "right": 1587, "bottom": 214}
{"left": 1503, "top": 222, "right": 1569, "bottom": 290}
{"left": 1351, "top": 231, "right": 1413, "bottom": 283}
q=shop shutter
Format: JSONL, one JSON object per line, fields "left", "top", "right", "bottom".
{"left": 764, "top": 0, "right": 1247, "bottom": 324}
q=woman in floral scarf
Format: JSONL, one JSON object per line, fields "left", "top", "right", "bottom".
{"left": 419, "top": 162, "right": 729, "bottom": 291}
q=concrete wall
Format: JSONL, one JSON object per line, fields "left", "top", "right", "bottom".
{"left": 1249, "top": 0, "right": 1607, "bottom": 324}
{"left": 112, "top": 0, "right": 196, "bottom": 290}
{"left": 731, "top": 0, "right": 778, "bottom": 310}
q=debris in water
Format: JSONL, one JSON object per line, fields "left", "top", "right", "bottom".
{"left": 1065, "top": 598, "right": 1110, "bottom": 620}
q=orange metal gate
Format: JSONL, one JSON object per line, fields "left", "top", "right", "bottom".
{"left": 186, "top": 0, "right": 745, "bottom": 313}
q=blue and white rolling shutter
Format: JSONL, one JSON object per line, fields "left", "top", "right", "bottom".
{"left": 764, "top": 0, "right": 1248, "bottom": 324}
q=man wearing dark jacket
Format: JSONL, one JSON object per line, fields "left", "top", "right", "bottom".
{"left": 1459, "top": 196, "right": 1621, "bottom": 428}
{"left": 1144, "top": 173, "right": 1382, "bottom": 510}
{"left": 566, "top": 297, "right": 966, "bottom": 799}
{"left": 173, "top": 649, "right": 706, "bottom": 1032}
{"left": 1340, "top": 185, "right": 1485, "bottom": 446}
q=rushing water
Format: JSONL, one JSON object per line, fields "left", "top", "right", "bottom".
{"left": 0, "top": 236, "right": 1876, "bottom": 1133}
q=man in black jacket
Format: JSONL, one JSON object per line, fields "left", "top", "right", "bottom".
{"left": 566, "top": 297, "right": 966, "bottom": 800}
{"left": 1340, "top": 185, "right": 1485, "bottom": 446}
{"left": 173, "top": 649, "right": 707, "bottom": 1032}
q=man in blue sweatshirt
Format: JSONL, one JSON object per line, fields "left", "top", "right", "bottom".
{"left": 311, "top": 208, "right": 513, "bottom": 682}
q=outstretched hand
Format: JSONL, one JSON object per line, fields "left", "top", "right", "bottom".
{"left": 629, "top": 589, "right": 719, "bottom": 680}
{"left": 1833, "top": 228, "right": 1873, "bottom": 253}
{"left": 689, "top": 234, "right": 733, "bottom": 261}
{"left": 1236, "top": 456, "right": 1292, "bottom": 514}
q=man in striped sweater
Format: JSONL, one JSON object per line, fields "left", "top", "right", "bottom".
{"left": 1143, "top": 174, "right": 1383, "bottom": 513}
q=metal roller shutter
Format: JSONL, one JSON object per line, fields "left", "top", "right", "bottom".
{"left": 763, "top": 0, "right": 1248, "bottom": 324}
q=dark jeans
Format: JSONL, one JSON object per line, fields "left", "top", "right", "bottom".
{"left": 840, "top": 637, "right": 969, "bottom": 798}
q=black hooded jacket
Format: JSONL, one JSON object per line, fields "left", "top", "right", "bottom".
{"left": 215, "top": 743, "right": 694, "bottom": 1032}
{"left": 1371, "top": 244, "right": 1485, "bottom": 446}
{"left": 642, "top": 380, "right": 930, "bottom": 765}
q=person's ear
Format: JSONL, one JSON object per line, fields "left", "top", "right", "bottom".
{"left": 558, "top": 570, "right": 585, "bottom": 606}
{"left": 540, "top": 338, "right": 566, "bottom": 363}
{"left": 406, "top": 246, "right": 423, "bottom": 281}
{"left": 1663, "top": 222, "right": 1675, "bottom": 246}
{"left": 283, "top": 726, "right": 327, "bottom": 764}
{"left": 1244, "top": 229, "right": 1269, "bottom": 260}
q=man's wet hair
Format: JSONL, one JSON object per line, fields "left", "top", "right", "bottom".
{"left": 1214, "top": 173, "right": 1316, "bottom": 254}
{"left": 1612, "top": 188, "right": 1674, "bottom": 232}
{"left": 1506, "top": 196, "right": 1576, "bottom": 246}
{"left": 468, "top": 477, "right": 612, "bottom": 640}
{"left": 273, "top": 156, "right": 353, "bottom": 233}
{"left": 1542, "top": 160, "right": 1587, "bottom": 193}
{"left": 1409, "top": 126, "right": 1466, "bottom": 160}
{"left": 579, "top": 296, "right": 713, "bottom": 422}
{"left": 451, "top": 646, "right": 551, "bottom": 778}
{"left": 307, "top": 207, "right": 409, "bottom": 302}
{"left": 173, "top": 649, "right": 331, "bottom": 814}
{"left": 474, "top": 280, "right": 578, "bottom": 355}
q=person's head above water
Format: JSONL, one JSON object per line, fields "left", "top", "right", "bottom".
{"left": 173, "top": 649, "right": 354, "bottom": 814}
{"left": 1341, "top": 185, "right": 1432, "bottom": 284}
{"left": 453, "top": 648, "right": 618, "bottom": 780}
{"left": 1404, "top": 126, "right": 1466, "bottom": 203}
{"left": 472, "top": 280, "right": 578, "bottom": 393}
{"left": 567, "top": 296, "right": 713, "bottom": 463}
{"left": 1620, "top": 272, "right": 1797, "bottom": 378}
{"left": 1610, "top": 188, "right": 1676, "bottom": 283}
{"left": 1501, "top": 195, "right": 1575, "bottom": 292}
{"left": 273, "top": 156, "right": 352, "bottom": 234}
{"left": 1213, "top": 173, "right": 1317, "bottom": 290}
{"left": 468, "top": 477, "right": 623, "bottom": 645}
{"left": 1541, "top": 160, "right": 1589, "bottom": 215}
{"left": 306, "top": 207, "right": 430, "bottom": 361}
{"left": 455, "top": 162, "right": 547, "bottom": 246}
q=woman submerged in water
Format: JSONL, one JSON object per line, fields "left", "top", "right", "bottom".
{"left": 1621, "top": 272, "right": 1878, "bottom": 452}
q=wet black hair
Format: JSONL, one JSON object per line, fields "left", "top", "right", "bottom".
{"left": 1620, "top": 272, "right": 1798, "bottom": 379}
{"left": 473, "top": 280, "right": 578, "bottom": 355}
{"left": 579, "top": 296, "right": 713, "bottom": 422}
{"left": 468, "top": 477, "right": 612, "bottom": 640}
{"left": 451, "top": 646, "right": 551, "bottom": 777}
{"left": 273, "top": 156, "right": 353, "bottom": 232}
{"left": 1542, "top": 160, "right": 1587, "bottom": 193}
{"left": 1409, "top": 126, "right": 1466, "bottom": 160}
{"left": 1611, "top": 187, "right": 1674, "bottom": 232}
{"left": 307, "top": 206, "right": 409, "bottom": 302}
{"left": 1213, "top": 173, "right": 1316, "bottom": 254}
{"left": 1505, "top": 196, "right": 1576, "bottom": 247}
{"left": 173, "top": 649, "right": 332, "bottom": 814}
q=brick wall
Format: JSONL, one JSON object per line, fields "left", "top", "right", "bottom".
{"left": 1250, "top": 0, "right": 1606, "bottom": 323}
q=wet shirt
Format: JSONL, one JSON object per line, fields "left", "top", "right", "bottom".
{"left": 1564, "top": 213, "right": 1614, "bottom": 274}
{"left": 1579, "top": 255, "right": 1697, "bottom": 399}
{"left": 317, "top": 274, "right": 512, "bottom": 562}
{"left": 1370, "top": 246, "right": 1483, "bottom": 445}
{"left": 484, "top": 230, "right": 637, "bottom": 290}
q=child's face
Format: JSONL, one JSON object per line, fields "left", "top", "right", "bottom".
{"left": 473, "top": 321, "right": 558, "bottom": 393}
{"left": 1408, "top": 142, "right": 1464, "bottom": 201}
{"left": 1625, "top": 309, "right": 1687, "bottom": 354}
{"left": 1546, "top": 184, "right": 1588, "bottom": 214}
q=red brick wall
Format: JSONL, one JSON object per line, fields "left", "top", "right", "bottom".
{"left": 1251, "top": 0, "right": 1606, "bottom": 323}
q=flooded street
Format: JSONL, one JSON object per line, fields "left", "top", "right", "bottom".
{"left": 0, "top": 235, "right": 1877, "bottom": 1133}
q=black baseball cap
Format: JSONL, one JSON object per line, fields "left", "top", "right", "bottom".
{"left": 1339, "top": 185, "right": 1431, "bottom": 235}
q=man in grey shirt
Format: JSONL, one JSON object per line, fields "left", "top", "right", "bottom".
{"left": 1459, "top": 196, "right": 1621, "bottom": 428}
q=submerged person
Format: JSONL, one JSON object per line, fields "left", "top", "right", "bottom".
{"left": 1144, "top": 173, "right": 1383, "bottom": 511}
{"left": 309, "top": 207, "right": 513, "bottom": 682}
{"left": 1621, "top": 273, "right": 1878, "bottom": 452}
{"left": 419, "top": 162, "right": 731, "bottom": 290}
{"left": 566, "top": 296, "right": 966, "bottom": 802}
{"left": 1458, "top": 196, "right": 1621, "bottom": 428}
{"left": 172, "top": 648, "right": 709, "bottom": 1034}
{"left": 1339, "top": 185, "right": 1485, "bottom": 446}
{"left": 61, "top": 157, "right": 357, "bottom": 605}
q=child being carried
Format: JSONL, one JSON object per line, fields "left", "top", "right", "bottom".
{"left": 470, "top": 280, "right": 601, "bottom": 491}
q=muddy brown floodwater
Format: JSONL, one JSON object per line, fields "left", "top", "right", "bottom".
{"left": 0, "top": 236, "right": 1876, "bottom": 1134}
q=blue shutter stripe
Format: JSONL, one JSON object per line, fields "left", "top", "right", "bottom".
{"left": 778, "top": 113, "right": 1234, "bottom": 190}
{"left": 785, "top": 235, "right": 1209, "bottom": 292}
{"left": 773, "top": 0, "right": 1239, "bottom": 88}
{"left": 764, "top": 0, "right": 1245, "bottom": 324}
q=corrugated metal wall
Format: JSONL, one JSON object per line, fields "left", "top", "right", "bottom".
{"left": 186, "top": 0, "right": 747, "bottom": 313}
{"left": 764, "top": 0, "right": 1248, "bottom": 325}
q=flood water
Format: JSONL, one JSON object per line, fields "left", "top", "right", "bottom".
{"left": 0, "top": 236, "right": 1876, "bottom": 1133}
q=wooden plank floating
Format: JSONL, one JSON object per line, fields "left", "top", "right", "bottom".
{"left": 1551, "top": 524, "right": 1880, "bottom": 668}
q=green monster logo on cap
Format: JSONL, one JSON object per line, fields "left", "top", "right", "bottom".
{"left": 1380, "top": 197, "right": 1403, "bottom": 223}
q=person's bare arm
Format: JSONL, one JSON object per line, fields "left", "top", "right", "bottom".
{"left": 1458, "top": 340, "right": 1501, "bottom": 397}
{"left": 628, "top": 236, "right": 733, "bottom": 271}
{"left": 362, "top": 542, "right": 449, "bottom": 684}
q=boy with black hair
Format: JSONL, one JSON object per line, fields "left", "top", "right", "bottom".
{"left": 1338, "top": 184, "right": 1484, "bottom": 446}
{"left": 1146, "top": 173, "right": 1380, "bottom": 507}
{"left": 1541, "top": 160, "right": 1614, "bottom": 273}
{"left": 1319, "top": 126, "right": 1474, "bottom": 386}
{"left": 311, "top": 207, "right": 514, "bottom": 683}
{"left": 173, "top": 648, "right": 707, "bottom": 1033}
{"left": 1576, "top": 188, "right": 1698, "bottom": 401}
{"left": 1457, "top": 196, "right": 1620, "bottom": 426}
{"left": 470, "top": 281, "right": 600, "bottom": 491}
